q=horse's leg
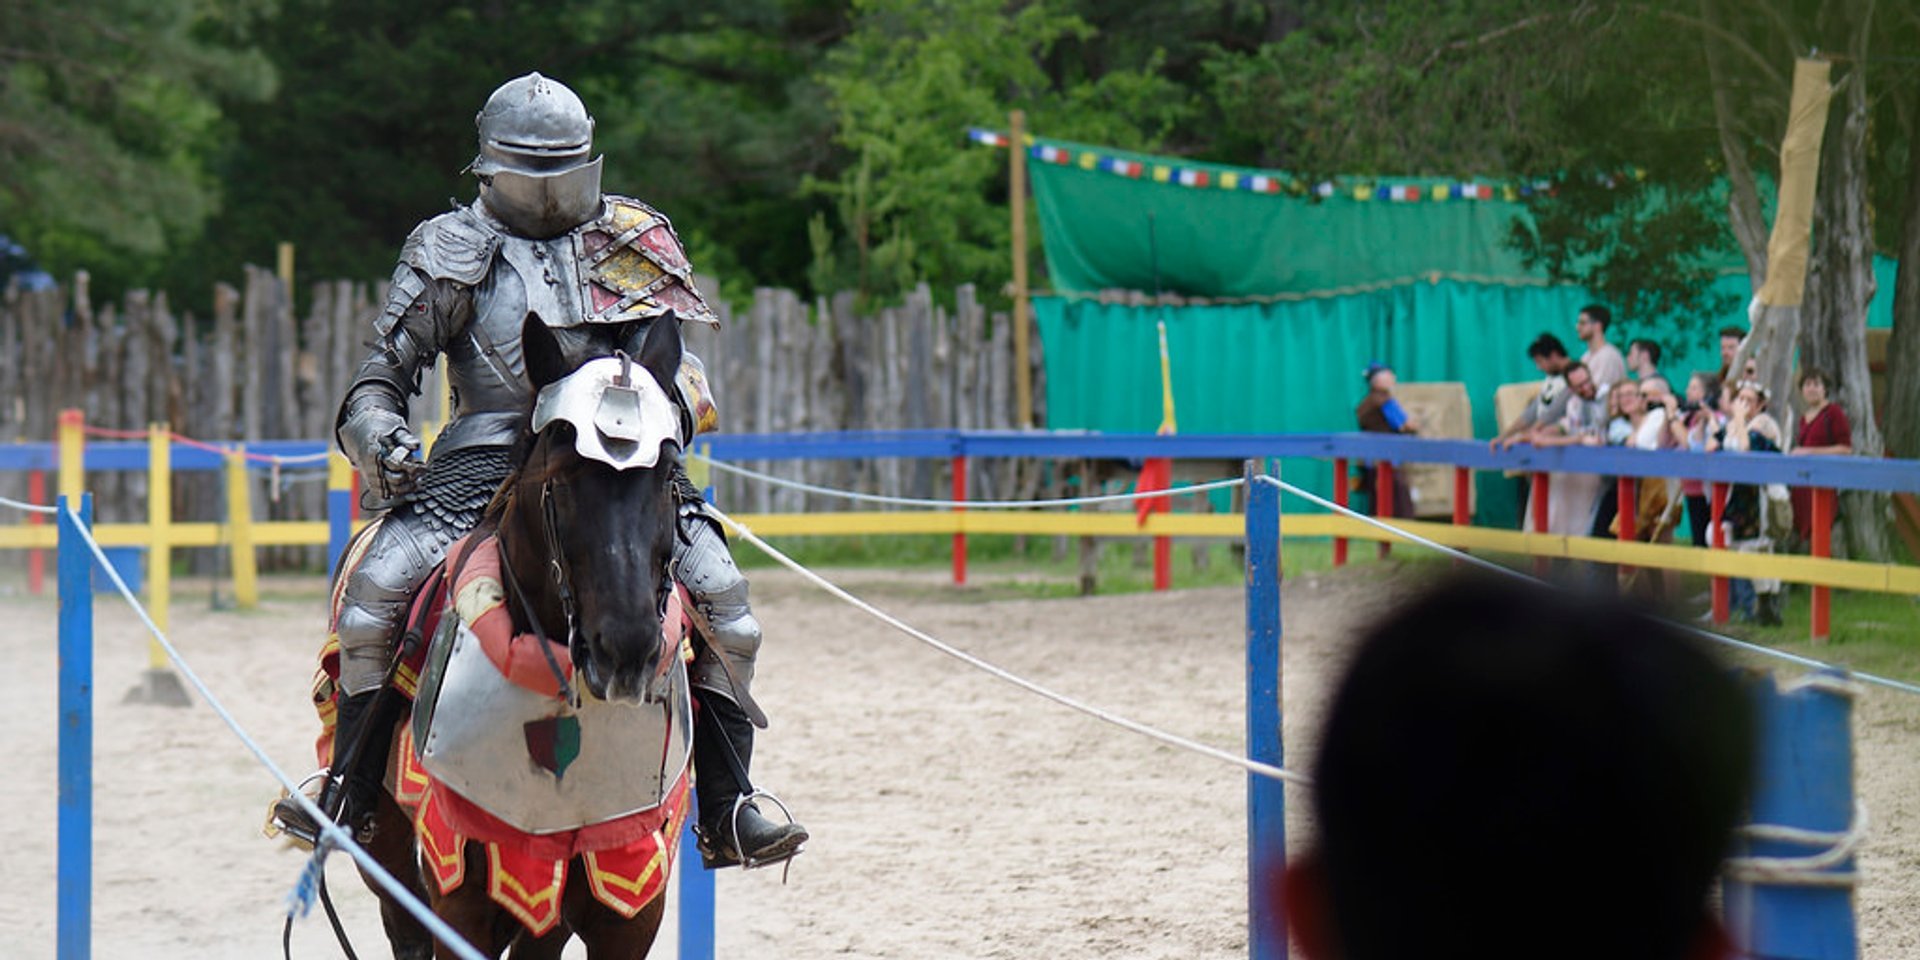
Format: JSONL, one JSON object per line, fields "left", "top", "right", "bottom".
{"left": 428, "top": 840, "right": 519, "bottom": 960}
{"left": 560, "top": 859, "right": 666, "bottom": 960}
{"left": 504, "top": 920, "right": 572, "bottom": 960}
{"left": 358, "top": 791, "right": 435, "bottom": 960}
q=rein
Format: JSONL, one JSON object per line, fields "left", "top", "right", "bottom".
{"left": 495, "top": 469, "right": 578, "bottom": 705}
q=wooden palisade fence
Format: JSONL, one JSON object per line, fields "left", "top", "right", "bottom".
{"left": 0, "top": 271, "right": 1040, "bottom": 570}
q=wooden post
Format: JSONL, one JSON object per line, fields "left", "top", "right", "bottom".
{"left": 58, "top": 409, "right": 84, "bottom": 504}
{"left": 28, "top": 470, "right": 46, "bottom": 595}
{"left": 56, "top": 493, "right": 92, "bottom": 960}
{"left": 1243, "top": 461, "right": 1287, "bottom": 960}
{"left": 131, "top": 424, "right": 190, "bottom": 706}
{"left": 225, "top": 447, "right": 259, "bottom": 609}
{"left": 1153, "top": 524, "right": 1172, "bottom": 592}
{"left": 1331, "top": 458, "right": 1348, "bottom": 568}
{"left": 277, "top": 242, "right": 295, "bottom": 295}
{"left": 147, "top": 424, "right": 172, "bottom": 635}
{"left": 327, "top": 452, "right": 354, "bottom": 580}
{"left": 1811, "top": 488, "right": 1834, "bottom": 643}
{"left": 1616, "top": 476, "right": 1637, "bottom": 581}
{"left": 1530, "top": 472, "right": 1551, "bottom": 576}
{"left": 1453, "top": 467, "right": 1471, "bottom": 527}
{"left": 1010, "top": 109, "right": 1033, "bottom": 429}
{"left": 1726, "top": 672, "right": 1859, "bottom": 956}
{"left": 1375, "top": 461, "right": 1394, "bottom": 559}
{"left": 1451, "top": 466, "right": 1472, "bottom": 566}
{"left": 952, "top": 454, "right": 968, "bottom": 586}
{"left": 1711, "top": 482, "right": 1730, "bottom": 625}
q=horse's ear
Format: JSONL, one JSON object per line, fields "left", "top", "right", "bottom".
{"left": 634, "top": 315, "right": 683, "bottom": 396}
{"left": 523, "top": 315, "right": 570, "bottom": 390}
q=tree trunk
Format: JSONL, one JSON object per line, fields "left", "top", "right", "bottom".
{"left": 1800, "top": 58, "right": 1888, "bottom": 560}
{"left": 1888, "top": 80, "right": 1920, "bottom": 465}
{"left": 1699, "top": 0, "right": 1769, "bottom": 285}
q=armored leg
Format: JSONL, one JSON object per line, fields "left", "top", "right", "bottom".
{"left": 332, "top": 508, "right": 462, "bottom": 831}
{"left": 674, "top": 506, "right": 806, "bottom": 868}
{"left": 677, "top": 508, "right": 762, "bottom": 700}
{"left": 693, "top": 693, "right": 808, "bottom": 869}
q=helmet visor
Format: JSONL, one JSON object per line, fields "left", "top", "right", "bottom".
{"left": 477, "top": 156, "right": 604, "bottom": 238}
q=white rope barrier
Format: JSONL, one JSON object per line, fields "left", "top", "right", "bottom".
{"left": 1725, "top": 801, "right": 1869, "bottom": 888}
{"left": 1254, "top": 476, "right": 1920, "bottom": 699}
{"left": 692, "top": 454, "right": 1246, "bottom": 509}
{"left": 0, "top": 493, "right": 57, "bottom": 514}
{"left": 702, "top": 502, "right": 1312, "bottom": 788}
{"left": 62, "top": 504, "right": 489, "bottom": 960}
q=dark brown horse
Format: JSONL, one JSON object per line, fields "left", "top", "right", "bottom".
{"left": 361, "top": 314, "right": 692, "bottom": 960}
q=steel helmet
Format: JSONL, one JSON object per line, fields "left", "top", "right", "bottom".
{"left": 470, "top": 73, "right": 604, "bottom": 238}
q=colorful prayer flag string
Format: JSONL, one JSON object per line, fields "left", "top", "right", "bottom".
{"left": 965, "top": 126, "right": 1554, "bottom": 204}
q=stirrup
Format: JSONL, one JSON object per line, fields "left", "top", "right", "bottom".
{"left": 264, "top": 770, "right": 333, "bottom": 850}
{"left": 698, "top": 790, "right": 806, "bottom": 873}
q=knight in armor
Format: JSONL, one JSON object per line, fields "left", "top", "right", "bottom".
{"left": 279, "top": 73, "right": 805, "bottom": 870}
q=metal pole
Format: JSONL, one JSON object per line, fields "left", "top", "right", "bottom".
{"left": 57, "top": 493, "right": 94, "bottom": 960}
{"left": 1010, "top": 109, "right": 1033, "bottom": 429}
{"left": 1244, "top": 462, "right": 1287, "bottom": 960}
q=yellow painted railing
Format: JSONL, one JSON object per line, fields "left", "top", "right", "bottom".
{"left": 27, "top": 416, "right": 1919, "bottom": 624}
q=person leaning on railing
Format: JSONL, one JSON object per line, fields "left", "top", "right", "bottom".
{"left": 1666, "top": 373, "right": 1726, "bottom": 548}
{"left": 1705, "top": 381, "right": 1786, "bottom": 626}
{"left": 1786, "top": 368, "right": 1852, "bottom": 553}
{"left": 1518, "top": 362, "right": 1608, "bottom": 537}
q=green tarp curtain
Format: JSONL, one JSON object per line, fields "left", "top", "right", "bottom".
{"left": 1028, "top": 137, "right": 1542, "bottom": 297}
{"left": 1025, "top": 135, "right": 1897, "bottom": 524}
{"left": 1033, "top": 268, "right": 1894, "bottom": 526}
{"left": 1036, "top": 280, "right": 1599, "bottom": 525}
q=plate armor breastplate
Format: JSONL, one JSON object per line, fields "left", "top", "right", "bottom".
{"left": 437, "top": 196, "right": 719, "bottom": 454}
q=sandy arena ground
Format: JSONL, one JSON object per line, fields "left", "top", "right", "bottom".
{"left": 4, "top": 560, "right": 1920, "bottom": 958}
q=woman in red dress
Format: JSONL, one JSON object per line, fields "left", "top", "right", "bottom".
{"left": 1789, "top": 368, "right": 1852, "bottom": 546}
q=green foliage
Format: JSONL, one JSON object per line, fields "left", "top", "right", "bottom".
{"left": 0, "top": 0, "right": 276, "bottom": 291}
{"left": 811, "top": 0, "right": 1193, "bottom": 302}
{"left": 150, "top": 0, "right": 848, "bottom": 312}
{"left": 6, "top": 0, "right": 1914, "bottom": 333}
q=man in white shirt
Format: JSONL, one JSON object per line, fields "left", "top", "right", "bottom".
{"left": 1576, "top": 304, "right": 1625, "bottom": 390}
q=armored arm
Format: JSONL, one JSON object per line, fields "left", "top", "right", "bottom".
{"left": 338, "top": 208, "right": 497, "bottom": 499}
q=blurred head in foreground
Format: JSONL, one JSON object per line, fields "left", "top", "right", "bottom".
{"left": 1285, "top": 576, "right": 1753, "bottom": 960}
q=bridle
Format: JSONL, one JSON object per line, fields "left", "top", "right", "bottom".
{"left": 494, "top": 432, "right": 678, "bottom": 705}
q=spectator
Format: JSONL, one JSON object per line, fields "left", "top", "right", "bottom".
{"left": 1523, "top": 362, "right": 1607, "bottom": 536}
{"left": 1590, "top": 379, "right": 1676, "bottom": 595}
{"left": 1491, "top": 334, "right": 1573, "bottom": 451}
{"left": 1787, "top": 368, "right": 1852, "bottom": 550}
{"left": 1282, "top": 575, "right": 1753, "bottom": 960}
{"left": 1355, "top": 361, "right": 1417, "bottom": 519}
{"left": 1587, "top": 379, "right": 1633, "bottom": 545}
{"left": 1707, "top": 381, "right": 1786, "bottom": 625}
{"left": 1716, "top": 326, "right": 1745, "bottom": 384}
{"left": 1665, "top": 373, "right": 1725, "bottom": 547}
{"left": 1627, "top": 338, "right": 1663, "bottom": 382}
{"left": 1576, "top": 304, "right": 1626, "bottom": 389}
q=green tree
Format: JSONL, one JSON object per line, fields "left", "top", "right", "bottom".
{"left": 163, "top": 0, "right": 851, "bottom": 309}
{"left": 813, "top": 0, "right": 1193, "bottom": 301}
{"left": 0, "top": 0, "right": 276, "bottom": 291}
